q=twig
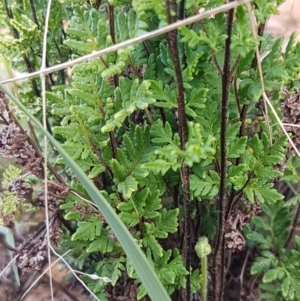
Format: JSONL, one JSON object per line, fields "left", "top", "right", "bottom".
{"left": 0, "top": 0, "right": 254, "bottom": 86}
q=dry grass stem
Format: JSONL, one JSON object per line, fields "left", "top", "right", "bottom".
{"left": 40, "top": 0, "right": 54, "bottom": 300}
{"left": 0, "top": 0, "right": 253, "bottom": 85}
{"left": 50, "top": 246, "right": 102, "bottom": 301}
{"left": 20, "top": 250, "right": 70, "bottom": 300}
{"left": 245, "top": 3, "right": 300, "bottom": 157}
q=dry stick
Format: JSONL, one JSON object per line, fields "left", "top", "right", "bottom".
{"left": 166, "top": 1, "right": 190, "bottom": 299}
{"left": 0, "top": 0, "right": 254, "bottom": 86}
{"left": 212, "top": 3, "right": 235, "bottom": 301}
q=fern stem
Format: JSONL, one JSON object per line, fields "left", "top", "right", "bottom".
{"left": 107, "top": 4, "right": 119, "bottom": 159}
{"left": 177, "top": 0, "right": 185, "bottom": 19}
{"left": 28, "top": 0, "right": 40, "bottom": 28}
{"left": 284, "top": 203, "right": 300, "bottom": 248}
{"left": 212, "top": 4, "right": 235, "bottom": 301}
{"left": 86, "top": 135, "right": 114, "bottom": 178}
{"left": 199, "top": 21, "right": 223, "bottom": 76}
{"left": 166, "top": 1, "right": 191, "bottom": 299}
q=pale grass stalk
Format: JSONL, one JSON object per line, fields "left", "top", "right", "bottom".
{"left": 72, "top": 269, "right": 111, "bottom": 282}
{"left": 245, "top": 3, "right": 300, "bottom": 157}
{"left": 0, "top": 0, "right": 253, "bottom": 85}
{"left": 70, "top": 190, "right": 99, "bottom": 208}
{"left": 244, "top": 3, "right": 272, "bottom": 142}
{"left": 20, "top": 250, "right": 70, "bottom": 300}
{"left": 282, "top": 123, "right": 300, "bottom": 128}
{"left": 0, "top": 254, "right": 19, "bottom": 279}
{"left": 40, "top": 1, "right": 54, "bottom": 300}
{"left": 262, "top": 92, "right": 300, "bottom": 157}
{"left": 50, "top": 246, "right": 102, "bottom": 301}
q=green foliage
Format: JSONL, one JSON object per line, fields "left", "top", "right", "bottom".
{"left": 1, "top": 0, "right": 300, "bottom": 300}
{"left": 0, "top": 166, "right": 35, "bottom": 225}
{"left": 0, "top": 13, "right": 40, "bottom": 57}
{"left": 230, "top": 131, "right": 286, "bottom": 204}
{"left": 246, "top": 202, "right": 300, "bottom": 301}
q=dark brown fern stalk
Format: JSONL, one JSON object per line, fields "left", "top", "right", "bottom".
{"left": 107, "top": 4, "right": 118, "bottom": 159}
{"left": 166, "top": 1, "right": 191, "bottom": 299}
{"left": 212, "top": 5, "right": 235, "bottom": 301}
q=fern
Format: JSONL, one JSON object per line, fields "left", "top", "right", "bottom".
{"left": 246, "top": 202, "right": 300, "bottom": 301}
{"left": 1, "top": 0, "right": 300, "bottom": 300}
